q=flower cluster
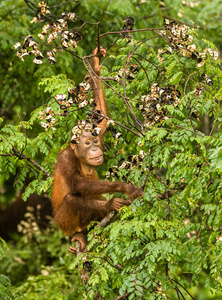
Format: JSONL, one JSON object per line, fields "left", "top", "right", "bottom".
{"left": 14, "top": 35, "right": 44, "bottom": 64}
{"left": 68, "top": 82, "right": 91, "bottom": 105}
{"left": 86, "top": 102, "right": 105, "bottom": 127}
{"left": 182, "top": 1, "right": 200, "bottom": 8}
{"left": 106, "top": 150, "right": 147, "bottom": 181}
{"left": 38, "top": 107, "right": 56, "bottom": 130}
{"left": 163, "top": 19, "right": 193, "bottom": 47}
{"left": 54, "top": 81, "right": 91, "bottom": 115}
{"left": 38, "top": 77, "right": 96, "bottom": 130}
{"left": 17, "top": 206, "right": 42, "bottom": 242}
{"left": 54, "top": 94, "right": 71, "bottom": 116}
{"left": 158, "top": 19, "right": 218, "bottom": 67}
{"left": 137, "top": 83, "right": 181, "bottom": 127}
{"left": 14, "top": 3, "right": 81, "bottom": 65}
{"left": 83, "top": 260, "right": 92, "bottom": 272}
{"left": 47, "top": 48, "right": 56, "bottom": 65}
{"left": 194, "top": 73, "right": 213, "bottom": 97}
{"left": 106, "top": 119, "right": 122, "bottom": 140}
{"left": 38, "top": 13, "right": 81, "bottom": 48}
{"left": 196, "top": 47, "right": 219, "bottom": 67}
{"left": 71, "top": 119, "right": 102, "bottom": 144}
{"left": 122, "top": 16, "right": 134, "bottom": 42}
{"left": 31, "top": 1, "right": 50, "bottom": 23}
{"left": 114, "top": 64, "right": 139, "bottom": 82}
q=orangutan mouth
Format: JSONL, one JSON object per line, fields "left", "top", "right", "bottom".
{"left": 90, "top": 155, "right": 103, "bottom": 163}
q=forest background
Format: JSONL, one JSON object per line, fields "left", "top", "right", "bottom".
{"left": 0, "top": 0, "right": 222, "bottom": 299}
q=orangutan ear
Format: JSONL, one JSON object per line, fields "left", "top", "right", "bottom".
{"left": 70, "top": 142, "right": 76, "bottom": 150}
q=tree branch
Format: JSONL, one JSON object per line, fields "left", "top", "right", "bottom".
{"left": 82, "top": 58, "right": 144, "bottom": 136}
{"left": 162, "top": 15, "right": 202, "bottom": 29}
{"left": 12, "top": 146, "right": 51, "bottom": 177}
{"left": 175, "top": 125, "right": 204, "bottom": 138}
{"left": 75, "top": 241, "right": 91, "bottom": 287}
{"left": 99, "top": 27, "right": 164, "bottom": 39}
{"left": 114, "top": 293, "right": 131, "bottom": 300}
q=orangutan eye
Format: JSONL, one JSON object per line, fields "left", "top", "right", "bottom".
{"left": 94, "top": 140, "right": 98, "bottom": 144}
{"left": 85, "top": 141, "right": 90, "bottom": 145}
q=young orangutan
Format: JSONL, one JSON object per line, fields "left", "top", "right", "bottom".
{"left": 51, "top": 47, "right": 143, "bottom": 253}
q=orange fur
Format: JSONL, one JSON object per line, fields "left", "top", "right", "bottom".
{"left": 51, "top": 48, "right": 143, "bottom": 252}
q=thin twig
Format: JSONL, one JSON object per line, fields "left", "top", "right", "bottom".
{"left": 121, "top": 54, "right": 143, "bottom": 128}
{"left": 75, "top": 241, "right": 90, "bottom": 288}
{"left": 184, "top": 71, "right": 200, "bottom": 136}
{"left": 117, "top": 111, "right": 141, "bottom": 134}
{"left": 0, "top": 141, "right": 51, "bottom": 177}
{"left": 16, "top": 112, "right": 27, "bottom": 155}
{"left": 0, "top": 153, "right": 17, "bottom": 157}
{"left": 131, "top": 55, "right": 151, "bottom": 87}
{"left": 175, "top": 287, "right": 181, "bottom": 300}
{"left": 170, "top": 279, "right": 195, "bottom": 300}
{"left": 175, "top": 125, "right": 204, "bottom": 138}
{"left": 24, "top": 0, "right": 37, "bottom": 12}
{"left": 114, "top": 292, "right": 131, "bottom": 300}
{"left": 83, "top": 107, "right": 143, "bottom": 137}
{"left": 50, "top": 0, "right": 73, "bottom": 8}
{"left": 165, "top": 189, "right": 170, "bottom": 221}
{"left": 176, "top": 287, "right": 186, "bottom": 300}
{"left": 97, "top": 22, "right": 101, "bottom": 54}
{"left": 12, "top": 146, "right": 51, "bottom": 177}
{"left": 96, "top": 211, "right": 116, "bottom": 229}
{"left": 154, "top": 173, "right": 167, "bottom": 188}
{"left": 105, "top": 34, "right": 121, "bottom": 52}
{"left": 82, "top": 58, "right": 144, "bottom": 137}
{"left": 76, "top": 15, "right": 99, "bottom": 26}
{"left": 134, "top": 52, "right": 162, "bottom": 76}
{"left": 99, "top": 27, "right": 164, "bottom": 38}
{"left": 162, "top": 15, "right": 202, "bottom": 29}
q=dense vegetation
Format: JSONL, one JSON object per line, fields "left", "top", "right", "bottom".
{"left": 0, "top": 0, "right": 222, "bottom": 299}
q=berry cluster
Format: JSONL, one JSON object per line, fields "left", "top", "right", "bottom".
{"left": 38, "top": 78, "right": 93, "bottom": 129}
{"left": 122, "top": 16, "right": 134, "bottom": 42}
{"left": 158, "top": 19, "right": 218, "bottom": 67}
{"left": 194, "top": 73, "right": 213, "bottom": 97}
{"left": 106, "top": 119, "right": 122, "bottom": 140}
{"left": 163, "top": 19, "right": 192, "bottom": 47}
{"left": 14, "top": 35, "right": 44, "bottom": 65}
{"left": 14, "top": 1, "right": 81, "bottom": 65}
{"left": 68, "top": 82, "right": 91, "bottom": 105}
{"left": 114, "top": 64, "right": 139, "bottom": 82}
{"left": 71, "top": 120, "right": 101, "bottom": 144}
{"left": 38, "top": 107, "right": 56, "bottom": 130}
{"left": 31, "top": 1, "right": 50, "bottom": 23}
{"left": 54, "top": 81, "right": 91, "bottom": 115}
{"left": 182, "top": 1, "right": 200, "bottom": 8}
{"left": 137, "top": 83, "right": 181, "bottom": 127}
{"left": 106, "top": 150, "right": 147, "bottom": 181}
{"left": 38, "top": 13, "right": 81, "bottom": 48}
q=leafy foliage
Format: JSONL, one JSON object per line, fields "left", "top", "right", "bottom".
{"left": 0, "top": 238, "right": 24, "bottom": 299}
{"left": 0, "top": 212, "right": 82, "bottom": 299}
